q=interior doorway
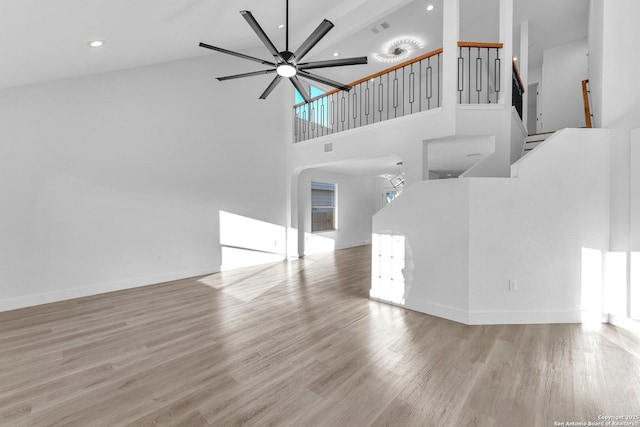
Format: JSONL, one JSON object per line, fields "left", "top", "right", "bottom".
{"left": 527, "top": 82, "right": 539, "bottom": 134}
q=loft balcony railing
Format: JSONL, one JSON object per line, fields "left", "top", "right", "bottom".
{"left": 293, "top": 48, "right": 442, "bottom": 143}
{"left": 292, "top": 42, "right": 522, "bottom": 142}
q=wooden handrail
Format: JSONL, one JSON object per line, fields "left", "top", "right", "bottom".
{"left": 457, "top": 41, "right": 504, "bottom": 49}
{"left": 512, "top": 60, "right": 525, "bottom": 94}
{"left": 292, "top": 48, "right": 443, "bottom": 108}
{"left": 292, "top": 42, "right": 507, "bottom": 108}
{"left": 582, "top": 79, "right": 593, "bottom": 128}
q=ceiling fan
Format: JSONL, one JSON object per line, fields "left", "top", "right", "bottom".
{"left": 198, "top": 0, "right": 368, "bottom": 103}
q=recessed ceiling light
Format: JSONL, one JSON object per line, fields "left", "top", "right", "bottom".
{"left": 278, "top": 24, "right": 285, "bottom": 29}
{"left": 426, "top": 4, "right": 435, "bottom": 11}
{"left": 513, "top": 57, "right": 518, "bottom": 61}
{"left": 87, "top": 40, "right": 105, "bottom": 48}
{"left": 333, "top": 52, "right": 339, "bottom": 57}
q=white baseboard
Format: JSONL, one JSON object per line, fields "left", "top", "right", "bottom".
{"left": 370, "top": 293, "right": 469, "bottom": 324}
{"left": 335, "top": 240, "right": 371, "bottom": 250}
{"left": 468, "top": 309, "right": 583, "bottom": 325}
{"left": 0, "top": 265, "right": 221, "bottom": 313}
{"left": 608, "top": 314, "right": 640, "bottom": 334}
{"left": 369, "top": 293, "right": 589, "bottom": 325}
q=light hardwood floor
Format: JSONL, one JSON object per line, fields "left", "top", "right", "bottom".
{"left": 1, "top": 245, "right": 639, "bottom": 426}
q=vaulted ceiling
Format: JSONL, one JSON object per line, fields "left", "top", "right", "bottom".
{"left": 0, "top": 0, "right": 589, "bottom": 91}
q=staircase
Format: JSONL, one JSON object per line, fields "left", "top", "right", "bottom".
{"left": 524, "top": 131, "right": 555, "bottom": 155}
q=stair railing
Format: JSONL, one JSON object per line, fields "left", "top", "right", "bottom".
{"left": 457, "top": 42, "right": 504, "bottom": 105}
{"left": 293, "top": 48, "right": 443, "bottom": 143}
{"left": 511, "top": 60, "right": 525, "bottom": 119}
{"left": 293, "top": 41, "right": 510, "bottom": 142}
{"left": 582, "top": 79, "right": 594, "bottom": 128}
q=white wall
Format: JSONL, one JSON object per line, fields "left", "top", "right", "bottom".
{"left": 456, "top": 105, "right": 512, "bottom": 177}
{"left": 372, "top": 128, "right": 610, "bottom": 324}
{"left": 597, "top": 0, "right": 640, "bottom": 253}
{"left": 539, "top": 39, "right": 588, "bottom": 132}
{"left": 587, "top": 0, "right": 604, "bottom": 129}
{"left": 632, "top": 129, "right": 640, "bottom": 252}
{"left": 459, "top": 0, "right": 500, "bottom": 42}
{"left": 0, "top": 54, "right": 289, "bottom": 311}
{"left": 297, "top": 169, "right": 378, "bottom": 255}
{"left": 468, "top": 129, "right": 610, "bottom": 323}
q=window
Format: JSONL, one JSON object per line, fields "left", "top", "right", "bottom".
{"left": 295, "top": 85, "right": 329, "bottom": 127}
{"left": 311, "top": 181, "right": 336, "bottom": 232}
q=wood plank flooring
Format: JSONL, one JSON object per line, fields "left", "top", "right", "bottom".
{"left": 1, "top": 245, "right": 639, "bottom": 426}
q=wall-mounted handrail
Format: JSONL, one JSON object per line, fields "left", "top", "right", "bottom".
{"left": 512, "top": 60, "right": 525, "bottom": 95}
{"left": 582, "top": 79, "right": 593, "bottom": 128}
{"left": 293, "top": 48, "right": 443, "bottom": 109}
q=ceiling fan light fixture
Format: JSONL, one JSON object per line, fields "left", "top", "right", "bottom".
{"left": 276, "top": 64, "right": 297, "bottom": 77}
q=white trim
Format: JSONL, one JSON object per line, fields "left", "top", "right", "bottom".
{"left": 335, "top": 240, "right": 372, "bottom": 250}
{"left": 370, "top": 293, "right": 469, "bottom": 324}
{"left": 369, "top": 294, "right": 591, "bottom": 325}
{"left": 468, "top": 309, "right": 583, "bottom": 325}
{"left": 0, "top": 265, "right": 220, "bottom": 313}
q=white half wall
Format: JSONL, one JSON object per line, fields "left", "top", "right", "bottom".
{"left": 373, "top": 128, "right": 610, "bottom": 324}
{"left": 0, "top": 54, "right": 289, "bottom": 312}
{"left": 468, "top": 129, "right": 610, "bottom": 324}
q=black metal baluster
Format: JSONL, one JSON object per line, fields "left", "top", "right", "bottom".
{"left": 419, "top": 60, "right": 422, "bottom": 112}
{"left": 359, "top": 83, "right": 363, "bottom": 128}
{"left": 302, "top": 108, "right": 307, "bottom": 140}
{"left": 393, "top": 70, "right": 399, "bottom": 118}
{"left": 378, "top": 78, "right": 384, "bottom": 121}
{"left": 486, "top": 48, "right": 490, "bottom": 103}
{"left": 458, "top": 47, "right": 464, "bottom": 103}
{"left": 438, "top": 52, "right": 441, "bottom": 107}
{"left": 341, "top": 92, "right": 346, "bottom": 131}
{"left": 353, "top": 87, "right": 358, "bottom": 129}
{"left": 387, "top": 73, "right": 390, "bottom": 121}
{"left": 333, "top": 93, "right": 338, "bottom": 134}
{"left": 365, "top": 81, "right": 371, "bottom": 124}
{"left": 468, "top": 47, "right": 471, "bottom": 104}
{"left": 310, "top": 104, "right": 315, "bottom": 138}
{"left": 294, "top": 107, "right": 298, "bottom": 141}
{"left": 409, "top": 64, "right": 415, "bottom": 114}
{"left": 401, "top": 67, "right": 405, "bottom": 117}
{"left": 426, "top": 57, "right": 433, "bottom": 110}
{"left": 372, "top": 78, "right": 376, "bottom": 123}
{"left": 495, "top": 48, "right": 501, "bottom": 103}
{"left": 321, "top": 98, "right": 325, "bottom": 136}
{"left": 476, "top": 47, "right": 482, "bottom": 104}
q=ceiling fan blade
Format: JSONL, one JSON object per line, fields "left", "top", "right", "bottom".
{"left": 217, "top": 69, "right": 276, "bottom": 81}
{"left": 297, "top": 56, "right": 368, "bottom": 70}
{"left": 290, "top": 76, "right": 310, "bottom": 103}
{"left": 298, "top": 70, "right": 351, "bottom": 91}
{"left": 199, "top": 43, "right": 275, "bottom": 66}
{"left": 293, "top": 19, "right": 334, "bottom": 64}
{"left": 259, "top": 75, "right": 283, "bottom": 99}
{"left": 240, "top": 10, "right": 284, "bottom": 62}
